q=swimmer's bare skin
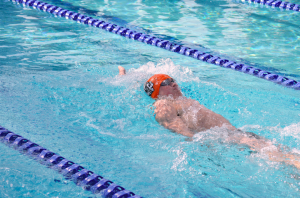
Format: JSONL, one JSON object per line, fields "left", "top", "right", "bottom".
{"left": 154, "top": 99, "right": 236, "bottom": 138}
{"left": 118, "top": 66, "right": 126, "bottom": 75}
{"left": 118, "top": 66, "right": 300, "bottom": 169}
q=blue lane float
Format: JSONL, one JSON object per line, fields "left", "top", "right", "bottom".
{"left": 234, "top": 0, "right": 300, "bottom": 11}
{"left": 0, "top": 126, "right": 142, "bottom": 198}
{"left": 9, "top": 0, "right": 300, "bottom": 90}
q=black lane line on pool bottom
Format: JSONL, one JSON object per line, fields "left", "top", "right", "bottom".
{"left": 9, "top": 0, "right": 300, "bottom": 90}
{"left": 0, "top": 126, "right": 143, "bottom": 198}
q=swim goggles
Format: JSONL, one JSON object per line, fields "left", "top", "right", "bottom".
{"left": 160, "top": 78, "right": 176, "bottom": 86}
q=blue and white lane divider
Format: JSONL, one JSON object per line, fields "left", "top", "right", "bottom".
{"left": 0, "top": 126, "right": 142, "bottom": 198}
{"left": 10, "top": 0, "right": 300, "bottom": 90}
{"left": 234, "top": 0, "right": 300, "bottom": 11}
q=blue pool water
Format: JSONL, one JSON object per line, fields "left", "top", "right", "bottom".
{"left": 1, "top": 0, "right": 300, "bottom": 197}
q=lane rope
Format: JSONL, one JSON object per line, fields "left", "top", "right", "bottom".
{"left": 234, "top": 0, "right": 300, "bottom": 11}
{"left": 9, "top": 0, "right": 300, "bottom": 90}
{"left": 0, "top": 126, "right": 143, "bottom": 198}
{"left": 34, "top": 0, "right": 290, "bottom": 76}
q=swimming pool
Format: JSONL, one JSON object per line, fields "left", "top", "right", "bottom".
{"left": 1, "top": 0, "right": 300, "bottom": 197}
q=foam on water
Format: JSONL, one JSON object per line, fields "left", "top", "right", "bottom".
{"left": 241, "top": 122, "right": 300, "bottom": 146}
{"left": 98, "top": 59, "right": 198, "bottom": 87}
{"left": 278, "top": 122, "right": 300, "bottom": 139}
{"left": 97, "top": 58, "right": 232, "bottom": 101}
{"left": 79, "top": 112, "right": 117, "bottom": 137}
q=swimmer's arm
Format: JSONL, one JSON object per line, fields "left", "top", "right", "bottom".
{"left": 228, "top": 132, "right": 271, "bottom": 151}
{"left": 230, "top": 131, "right": 300, "bottom": 169}
{"left": 154, "top": 100, "right": 194, "bottom": 137}
{"left": 162, "top": 117, "right": 195, "bottom": 137}
{"left": 201, "top": 108, "right": 236, "bottom": 131}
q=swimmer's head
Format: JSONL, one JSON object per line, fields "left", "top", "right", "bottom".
{"left": 144, "top": 74, "right": 182, "bottom": 99}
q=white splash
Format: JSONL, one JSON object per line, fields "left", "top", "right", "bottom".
{"left": 240, "top": 123, "right": 300, "bottom": 141}
{"left": 171, "top": 146, "right": 188, "bottom": 171}
{"left": 241, "top": 122, "right": 300, "bottom": 141}
{"left": 79, "top": 112, "right": 116, "bottom": 137}
{"left": 98, "top": 58, "right": 200, "bottom": 89}
{"left": 112, "top": 118, "right": 127, "bottom": 131}
{"left": 279, "top": 123, "right": 300, "bottom": 139}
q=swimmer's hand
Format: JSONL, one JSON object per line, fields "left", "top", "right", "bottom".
{"left": 118, "top": 66, "right": 126, "bottom": 75}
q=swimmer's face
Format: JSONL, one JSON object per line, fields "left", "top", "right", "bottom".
{"left": 158, "top": 78, "right": 182, "bottom": 98}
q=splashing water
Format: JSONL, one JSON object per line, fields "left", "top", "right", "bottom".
{"left": 98, "top": 59, "right": 199, "bottom": 88}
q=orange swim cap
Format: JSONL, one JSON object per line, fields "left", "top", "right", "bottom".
{"left": 144, "top": 74, "right": 171, "bottom": 99}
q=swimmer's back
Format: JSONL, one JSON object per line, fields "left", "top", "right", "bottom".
{"left": 155, "top": 97, "right": 236, "bottom": 132}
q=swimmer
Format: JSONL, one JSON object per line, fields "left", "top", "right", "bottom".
{"left": 118, "top": 66, "right": 300, "bottom": 169}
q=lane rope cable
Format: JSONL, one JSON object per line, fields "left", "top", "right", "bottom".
{"left": 0, "top": 126, "right": 143, "bottom": 198}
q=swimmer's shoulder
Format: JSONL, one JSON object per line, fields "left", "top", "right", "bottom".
{"left": 154, "top": 99, "right": 174, "bottom": 108}
{"left": 174, "top": 97, "right": 201, "bottom": 107}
